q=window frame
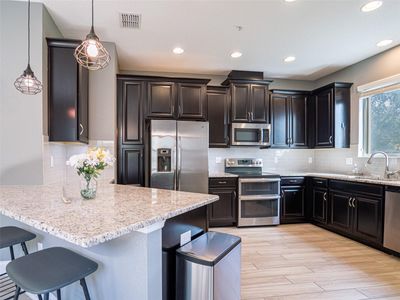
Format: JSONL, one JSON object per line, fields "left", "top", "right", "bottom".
{"left": 359, "top": 86, "right": 400, "bottom": 157}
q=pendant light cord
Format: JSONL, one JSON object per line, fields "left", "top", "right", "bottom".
{"left": 27, "top": 0, "right": 31, "bottom": 65}
{"left": 91, "top": 0, "right": 94, "bottom": 29}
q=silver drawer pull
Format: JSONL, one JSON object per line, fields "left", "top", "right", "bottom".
{"left": 218, "top": 181, "right": 227, "bottom": 184}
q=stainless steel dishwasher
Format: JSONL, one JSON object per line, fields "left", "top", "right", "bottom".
{"left": 384, "top": 187, "right": 400, "bottom": 253}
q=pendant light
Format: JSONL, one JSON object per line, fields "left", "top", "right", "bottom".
{"left": 74, "top": 0, "right": 110, "bottom": 70}
{"left": 14, "top": 0, "right": 42, "bottom": 95}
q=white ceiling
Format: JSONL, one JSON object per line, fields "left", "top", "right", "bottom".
{"left": 39, "top": 0, "right": 400, "bottom": 80}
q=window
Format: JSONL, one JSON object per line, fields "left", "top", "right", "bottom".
{"left": 359, "top": 88, "right": 400, "bottom": 156}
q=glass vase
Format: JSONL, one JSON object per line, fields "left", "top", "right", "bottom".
{"left": 80, "top": 176, "right": 97, "bottom": 200}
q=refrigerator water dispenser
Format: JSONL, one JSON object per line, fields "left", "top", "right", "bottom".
{"left": 157, "top": 148, "right": 172, "bottom": 172}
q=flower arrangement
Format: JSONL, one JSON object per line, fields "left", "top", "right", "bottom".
{"left": 67, "top": 147, "right": 115, "bottom": 199}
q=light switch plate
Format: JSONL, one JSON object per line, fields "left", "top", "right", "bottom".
{"left": 215, "top": 157, "right": 222, "bottom": 164}
{"left": 346, "top": 158, "right": 353, "bottom": 165}
{"left": 308, "top": 157, "right": 313, "bottom": 164}
{"left": 50, "top": 156, "right": 54, "bottom": 168}
{"left": 180, "top": 230, "right": 191, "bottom": 246}
{"left": 37, "top": 242, "right": 43, "bottom": 250}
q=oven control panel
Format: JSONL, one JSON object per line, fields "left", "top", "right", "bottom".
{"left": 225, "top": 158, "right": 263, "bottom": 168}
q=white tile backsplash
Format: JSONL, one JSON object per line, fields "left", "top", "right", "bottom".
{"left": 43, "top": 140, "right": 115, "bottom": 185}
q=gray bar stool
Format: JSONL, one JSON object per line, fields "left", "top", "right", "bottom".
{"left": 6, "top": 247, "right": 98, "bottom": 300}
{"left": 0, "top": 226, "right": 36, "bottom": 300}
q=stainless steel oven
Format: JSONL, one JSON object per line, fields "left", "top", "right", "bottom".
{"left": 225, "top": 158, "right": 280, "bottom": 227}
{"left": 231, "top": 123, "right": 271, "bottom": 146}
{"left": 238, "top": 178, "right": 280, "bottom": 226}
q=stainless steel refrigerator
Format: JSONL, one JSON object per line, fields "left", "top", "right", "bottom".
{"left": 150, "top": 120, "right": 209, "bottom": 194}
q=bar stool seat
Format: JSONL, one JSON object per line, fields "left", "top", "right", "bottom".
{"left": 0, "top": 226, "right": 36, "bottom": 252}
{"left": 6, "top": 247, "right": 98, "bottom": 300}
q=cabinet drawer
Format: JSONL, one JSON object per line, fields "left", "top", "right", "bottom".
{"left": 312, "top": 178, "right": 328, "bottom": 188}
{"left": 330, "top": 180, "right": 383, "bottom": 198}
{"left": 209, "top": 177, "right": 237, "bottom": 188}
{"left": 281, "top": 177, "right": 305, "bottom": 186}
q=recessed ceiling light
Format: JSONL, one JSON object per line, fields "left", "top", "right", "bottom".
{"left": 376, "top": 39, "right": 393, "bottom": 47}
{"left": 285, "top": 0, "right": 297, "bottom": 2}
{"left": 231, "top": 51, "right": 242, "bottom": 58}
{"left": 361, "top": 1, "right": 383, "bottom": 12}
{"left": 172, "top": 47, "right": 184, "bottom": 55}
{"left": 284, "top": 56, "right": 296, "bottom": 63}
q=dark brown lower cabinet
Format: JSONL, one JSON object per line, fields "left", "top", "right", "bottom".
{"left": 312, "top": 188, "right": 328, "bottom": 224}
{"left": 281, "top": 185, "right": 305, "bottom": 223}
{"left": 208, "top": 178, "right": 237, "bottom": 227}
{"left": 117, "top": 146, "right": 144, "bottom": 186}
{"left": 327, "top": 181, "right": 383, "bottom": 246}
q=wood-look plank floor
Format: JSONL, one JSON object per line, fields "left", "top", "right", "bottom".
{"left": 214, "top": 224, "right": 400, "bottom": 300}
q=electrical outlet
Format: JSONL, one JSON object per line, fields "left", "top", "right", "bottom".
{"left": 50, "top": 156, "right": 54, "bottom": 168}
{"left": 308, "top": 157, "right": 313, "bottom": 164}
{"left": 274, "top": 157, "right": 278, "bottom": 164}
{"left": 215, "top": 157, "right": 222, "bottom": 164}
{"left": 180, "top": 230, "right": 191, "bottom": 246}
{"left": 37, "top": 242, "right": 43, "bottom": 250}
{"left": 346, "top": 158, "right": 353, "bottom": 165}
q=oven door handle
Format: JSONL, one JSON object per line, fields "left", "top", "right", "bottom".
{"left": 239, "top": 195, "right": 281, "bottom": 201}
{"left": 239, "top": 178, "right": 281, "bottom": 183}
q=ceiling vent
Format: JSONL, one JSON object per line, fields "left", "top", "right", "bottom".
{"left": 120, "top": 13, "right": 141, "bottom": 29}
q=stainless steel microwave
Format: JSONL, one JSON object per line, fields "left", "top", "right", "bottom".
{"left": 231, "top": 123, "right": 271, "bottom": 146}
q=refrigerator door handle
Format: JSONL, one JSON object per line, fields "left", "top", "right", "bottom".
{"left": 177, "top": 136, "right": 182, "bottom": 190}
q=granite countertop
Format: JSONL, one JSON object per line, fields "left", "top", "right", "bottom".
{"left": 277, "top": 171, "right": 400, "bottom": 187}
{"left": 208, "top": 172, "right": 238, "bottom": 178}
{"left": 0, "top": 184, "right": 219, "bottom": 248}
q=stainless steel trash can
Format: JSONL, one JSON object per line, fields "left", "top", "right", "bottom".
{"left": 176, "top": 231, "right": 241, "bottom": 300}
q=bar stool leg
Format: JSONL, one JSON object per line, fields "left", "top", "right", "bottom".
{"left": 9, "top": 245, "right": 15, "bottom": 260}
{"left": 37, "top": 295, "right": 43, "bottom": 300}
{"left": 21, "top": 242, "right": 29, "bottom": 256}
{"left": 13, "top": 286, "right": 20, "bottom": 300}
{"left": 57, "top": 289, "right": 61, "bottom": 300}
{"left": 44, "top": 293, "right": 49, "bottom": 300}
{"left": 80, "top": 278, "right": 91, "bottom": 300}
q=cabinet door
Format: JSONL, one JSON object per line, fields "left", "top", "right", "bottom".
{"left": 208, "top": 188, "right": 237, "bottom": 227}
{"left": 290, "top": 95, "right": 308, "bottom": 148}
{"left": 270, "top": 94, "right": 290, "bottom": 148}
{"left": 207, "top": 88, "right": 230, "bottom": 147}
{"left": 353, "top": 196, "right": 382, "bottom": 244}
{"left": 118, "top": 146, "right": 144, "bottom": 186}
{"left": 281, "top": 187, "right": 305, "bottom": 223}
{"left": 77, "top": 66, "right": 89, "bottom": 143}
{"left": 313, "top": 188, "right": 328, "bottom": 223}
{"left": 48, "top": 46, "right": 80, "bottom": 142}
{"left": 329, "top": 191, "right": 352, "bottom": 234}
{"left": 147, "top": 82, "right": 176, "bottom": 118}
{"left": 177, "top": 83, "right": 207, "bottom": 120}
{"left": 231, "top": 83, "right": 250, "bottom": 122}
{"left": 118, "top": 80, "right": 144, "bottom": 145}
{"left": 315, "top": 88, "right": 333, "bottom": 147}
{"left": 250, "top": 84, "right": 269, "bottom": 122}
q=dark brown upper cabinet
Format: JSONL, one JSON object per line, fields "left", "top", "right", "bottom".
{"left": 270, "top": 90, "right": 309, "bottom": 148}
{"left": 146, "top": 78, "right": 209, "bottom": 120}
{"left": 207, "top": 86, "right": 230, "bottom": 148}
{"left": 224, "top": 80, "right": 271, "bottom": 123}
{"left": 117, "top": 78, "right": 145, "bottom": 145}
{"left": 47, "top": 38, "right": 89, "bottom": 143}
{"left": 311, "top": 82, "right": 352, "bottom": 148}
{"left": 147, "top": 81, "right": 176, "bottom": 119}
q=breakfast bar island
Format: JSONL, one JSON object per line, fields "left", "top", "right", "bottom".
{"left": 0, "top": 183, "right": 218, "bottom": 300}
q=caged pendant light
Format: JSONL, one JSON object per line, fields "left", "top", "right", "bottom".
{"left": 74, "top": 0, "right": 110, "bottom": 70}
{"left": 14, "top": 0, "right": 42, "bottom": 95}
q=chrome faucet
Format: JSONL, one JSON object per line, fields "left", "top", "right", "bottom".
{"left": 367, "top": 151, "right": 400, "bottom": 179}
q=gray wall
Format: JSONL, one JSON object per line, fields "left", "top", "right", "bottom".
{"left": 0, "top": 1, "right": 44, "bottom": 185}
{"left": 89, "top": 42, "right": 119, "bottom": 141}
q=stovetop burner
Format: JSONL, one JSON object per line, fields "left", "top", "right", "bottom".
{"left": 224, "top": 158, "right": 280, "bottom": 178}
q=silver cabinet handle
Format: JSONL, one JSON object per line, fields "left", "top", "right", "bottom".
{"left": 352, "top": 197, "right": 356, "bottom": 208}
{"left": 79, "top": 123, "right": 84, "bottom": 136}
{"left": 348, "top": 197, "right": 352, "bottom": 207}
{"left": 218, "top": 181, "right": 227, "bottom": 184}
{"left": 329, "top": 136, "right": 333, "bottom": 144}
{"left": 251, "top": 112, "right": 254, "bottom": 120}
{"left": 233, "top": 191, "right": 237, "bottom": 199}
{"left": 323, "top": 192, "right": 327, "bottom": 201}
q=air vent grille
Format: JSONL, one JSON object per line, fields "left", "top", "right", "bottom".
{"left": 120, "top": 13, "right": 141, "bottom": 29}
